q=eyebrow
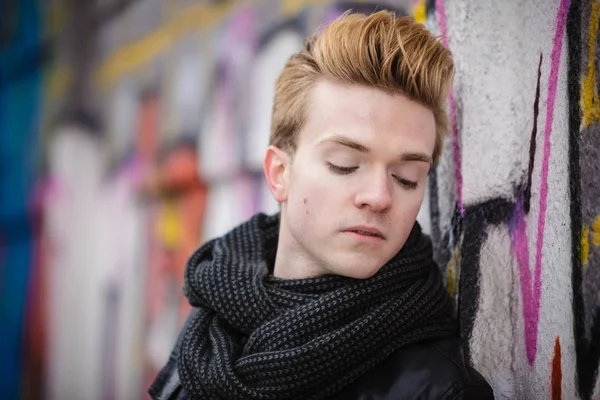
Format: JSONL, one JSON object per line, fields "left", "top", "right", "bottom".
{"left": 401, "top": 152, "right": 433, "bottom": 165}
{"left": 320, "top": 134, "right": 433, "bottom": 166}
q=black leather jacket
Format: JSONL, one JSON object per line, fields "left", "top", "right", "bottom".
{"left": 150, "top": 323, "right": 494, "bottom": 400}
{"left": 328, "top": 337, "right": 494, "bottom": 399}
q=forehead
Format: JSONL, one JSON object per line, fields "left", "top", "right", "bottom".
{"left": 298, "top": 79, "right": 436, "bottom": 154}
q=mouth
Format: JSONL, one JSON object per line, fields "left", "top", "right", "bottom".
{"left": 343, "top": 227, "right": 385, "bottom": 240}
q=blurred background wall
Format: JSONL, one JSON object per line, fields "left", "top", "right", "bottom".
{"left": 1, "top": 0, "right": 599, "bottom": 399}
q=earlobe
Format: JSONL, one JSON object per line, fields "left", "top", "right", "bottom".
{"left": 263, "top": 145, "right": 289, "bottom": 203}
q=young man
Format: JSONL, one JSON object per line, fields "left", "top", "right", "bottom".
{"left": 150, "top": 10, "right": 494, "bottom": 400}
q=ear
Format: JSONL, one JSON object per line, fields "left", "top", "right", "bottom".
{"left": 263, "top": 145, "right": 290, "bottom": 203}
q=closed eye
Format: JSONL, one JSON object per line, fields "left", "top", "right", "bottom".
{"left": 393, "top": 175, "right": 418, "bottom": 189}
{"left": 327, "top": 162, "right": 358, "bottom": 175}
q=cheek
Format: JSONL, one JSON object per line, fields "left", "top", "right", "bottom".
{"left": 287, "top": 168, "right": 339, "bottom": 228}
{"left": 289, "top": 164, "right": 335, "bottom": 203}
{"left": 292, "top": 179, "right": 332, "bottom": 219}
{"left": 395, "top": 190, "right": 426, "bottom": 220}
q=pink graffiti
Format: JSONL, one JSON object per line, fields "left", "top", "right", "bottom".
{"left": 511, "top": 0, "right": 571, "bottom": 366}
{"left": 435, "top": 0, "right": 464, "bottom": 215}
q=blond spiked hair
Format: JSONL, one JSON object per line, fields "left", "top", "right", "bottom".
{"left": 269, "top": 10, "right": 454, "bottom": 164}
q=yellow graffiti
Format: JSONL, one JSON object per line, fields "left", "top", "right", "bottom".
{"left": 447, "top": 245, "right": 460, "bottom": 297}
{"left": 97, "top": 0, "right": 333, "bottom": 90}
{"left": 592, "top": 215, "right": 600, "bottom": 246}
{"left": 280, "top": 0, "right": 327, "bottom": 17}
{"left": 158, "top": 200, "right": 182, "bottom": 249}
{"left": 97, "top": 1, "right": 237, "bottom": 90}
{"left": 447, "top": 260, "right": 455, "bottom": 297}
{"left": 582, "top": 226, "right": 590, "bottom": 267}
{"left": 582, "top": 1, "right": 600, "bottom": 127}
{"left": 47, "top": 2, "right": 69, "bottom": 37}
{"left": 412, "top": 0, "right": 427, "bottom": 25}
{"left": 45, "top": 65, "right": 71, "bottom": 101}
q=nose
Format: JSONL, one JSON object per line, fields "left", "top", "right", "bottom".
{"left": 354, "top": 170, "right": 393, "bottom": 212}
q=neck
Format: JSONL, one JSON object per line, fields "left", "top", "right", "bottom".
{"left": 272, "top": 246, "right": 326, "bottom": 279}
{"left": 272, "top": 221, "right": 327, "bottom": 279}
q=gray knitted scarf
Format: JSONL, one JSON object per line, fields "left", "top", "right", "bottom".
{"left": 178, "top": 213, "right": 456, "bottom": 400}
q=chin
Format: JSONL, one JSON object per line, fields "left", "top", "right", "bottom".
{"left": 335, "top": 264, "right": 383, "bottom": 280}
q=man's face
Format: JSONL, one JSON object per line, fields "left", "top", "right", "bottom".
{"left": 269, "top": 79, "right": 436, "bottom": 279}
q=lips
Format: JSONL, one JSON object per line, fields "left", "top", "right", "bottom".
{"left": 343, "top": 226, "right": 385, "bottom": 239}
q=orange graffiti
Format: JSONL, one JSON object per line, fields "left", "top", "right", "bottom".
{"left": 551, "top": 337, "right": 562, "bottom": 400}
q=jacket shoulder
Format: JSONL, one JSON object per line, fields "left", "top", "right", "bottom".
{"left": 329, "top": 337, "right": 494, "bottom": 400}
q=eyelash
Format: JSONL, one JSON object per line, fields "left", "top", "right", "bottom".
{"left": 396, "top": 178, "right": 418, "bottom": 190}
{"left": 327, "top": 162, "right": 357, "bottom": 175}
{"left": 326, "top": 163, "right": 418, "bottom": 190}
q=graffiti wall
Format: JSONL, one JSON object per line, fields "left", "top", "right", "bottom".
{"left": 423, "top": 0, "right": 600, "bottom": 398}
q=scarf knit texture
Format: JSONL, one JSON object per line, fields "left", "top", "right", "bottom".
{"left": 178, "top": 213, "right": 456, "bottom": 400}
